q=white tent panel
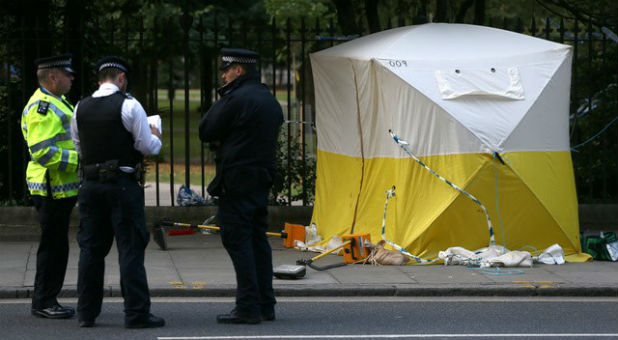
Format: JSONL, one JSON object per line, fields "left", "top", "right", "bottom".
{"left": 312, "top": 55, "right": 362, "bottom": 157}
{"left": 312, "top": 23, "right": 573, "bottom": 157}
{"left": 374, "top": 48, "right": 569, "bottom": 152}
{"left": 314, "top": 26, "right": 419, "bottom": 60}
{"left": 314, "top": 24, "right": 569, "bottom": 61}
{"left": 369, "top": 61, "right": 486, "bottom": 158}
{"left": 434, "top": 66, "right": 524, "bottom": 100}
{"left": 503, "top": 53, "right": 573, "bottom": 151}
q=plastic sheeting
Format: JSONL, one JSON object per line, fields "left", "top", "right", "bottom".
{"left": 438, "top": 244, "right": 567, "bottom": 268}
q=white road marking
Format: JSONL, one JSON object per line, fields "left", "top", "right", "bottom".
{"left": 1, "top": 296, "right": 617, "bottom": 304}
{"left": 157, "top": 334, "right": 618, "bottom": 340}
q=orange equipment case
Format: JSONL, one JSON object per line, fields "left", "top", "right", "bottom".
{"left": 283, "top": 222, "right": 306, "bottom": 248}
{"left": 342, "top": 233, "right": 371, "bottom": 263}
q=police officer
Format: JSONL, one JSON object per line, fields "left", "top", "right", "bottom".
{"left": 199, "top": 48, "right": 283, "bottom": 324}
{"left": 21, "top": 54, "right": 79, "bottom": 319}
{"left": 70, "top": 56, "right": 164, "bottom": 328}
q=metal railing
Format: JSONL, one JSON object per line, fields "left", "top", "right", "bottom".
{"left": 1, "top": 12, "right": 616, "bottom": 205}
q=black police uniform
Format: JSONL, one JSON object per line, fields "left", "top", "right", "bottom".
{"left": 199, "top": 49, "right": 283, "bottom": 322}
{"left": 73, "top": 57, "right": 163, "bottom": 328}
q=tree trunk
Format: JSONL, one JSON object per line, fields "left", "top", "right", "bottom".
{"left": 332, "top": 0, "right": 361, "bottom": 35}
{"left": 435, "top": 0, "right": 448, "bottom": 23}
{"left": 4, "top": 0, "right": 53, "bottom": 202}
{"left": 18, "top": 0, "right": 52, "bottom": 96}
{"left": 64, "top": 0, "right": 88, "bottom": 103}
{"left": 455, "top": 0, "right": 474, "bottom": 23}
{"left": 412, "top": 0, "right": 428, "bottom": 25}
{"left": 474, "top": 0, "right": 486, "bottom": 25}
{"left": 364, "top": 0, "right": 381, "bottom": 33}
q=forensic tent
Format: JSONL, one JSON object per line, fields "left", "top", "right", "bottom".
{"left": 309, "top": 23, "right": 588, "bottom": 261}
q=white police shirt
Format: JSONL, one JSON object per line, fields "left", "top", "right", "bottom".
{"left": 70, "top": 82, "right": 162, "bottom": 173}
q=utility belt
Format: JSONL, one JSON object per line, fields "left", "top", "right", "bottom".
{"left": 82, "top": 160, "right": 144, "bottom": 185}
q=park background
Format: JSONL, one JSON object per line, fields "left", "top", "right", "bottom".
{"left": 0, "top": 0, "right": 616, "bottom": 208}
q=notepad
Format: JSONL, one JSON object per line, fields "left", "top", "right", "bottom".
{"left": 147, "top": 115, "right": 162, "bottom": 134}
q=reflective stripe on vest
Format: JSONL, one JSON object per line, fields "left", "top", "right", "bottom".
{"left": 29, "top": 133, "right": 71, "bottom": 153}
{"left": 58, "top": 149, "right": 70, "bottom": 171}
{"left": 47, "top": 102, "right": 72, "bottom": 137}
{"left": 37, "top": 146, "right": 59, "bottom": 166}
{"left": 51, "top": 182, "right": 79, "bottom": 193}
{"left": 27, "top": 181, "right": 47, "bottom": 191}
{"left": 27, "top": 181, "right": 79, "bottom": 193}
{"left": 22, "top": 100, "right": 40, "bottom": 116}
{"left": 22, "top": 100, "right": 72, "bottom": 138}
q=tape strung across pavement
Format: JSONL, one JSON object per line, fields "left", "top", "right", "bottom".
{"left": 380, "top": 186, "right": 436, "bottom": 264}
{"left": 383, "top": 131, "right": 496, "bottom": 264}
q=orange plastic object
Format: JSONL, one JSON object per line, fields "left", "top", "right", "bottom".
{"left": 283, "top": 223, "right": 306, "bottom": 248}
{"left": 342, "top": 233, "right": 371, "bottom": 263}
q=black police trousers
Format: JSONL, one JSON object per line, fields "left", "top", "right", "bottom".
{"left": 76, "top": 174, "right": 151, "bottom": 323}
{"left": 218, "top": 185, "right": 276, "bottom": 317}
{"left": 31, "top": 195, "right": 77, "bottom": 310}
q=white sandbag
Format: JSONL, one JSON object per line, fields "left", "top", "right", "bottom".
{"left": 535, "top": 243, "right": 565, "bottom": 264}
{"left": 481, "top": 250, "right": 533, "bottom": 268}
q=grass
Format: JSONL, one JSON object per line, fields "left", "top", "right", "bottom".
{"left": 155, "top": 99, "right": 206, "bottom": 163}
{"left": 145, "top": 162, "right": 215, "bottom": 187}
{"left": 153, "top": 91, "right": 301, "bottom": 163}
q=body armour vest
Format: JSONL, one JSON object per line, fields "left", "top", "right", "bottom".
{"left": 76, "top": 92, "right": 143, "bottom": 167}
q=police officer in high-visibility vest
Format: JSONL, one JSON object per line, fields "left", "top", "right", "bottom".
{"left": 71, "top": 56, "right": 164, "bottom": 328}
{"left": 21, "top": 54, "right": 79, "bottom": 319}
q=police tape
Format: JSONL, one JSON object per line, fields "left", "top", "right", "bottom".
{"left": 380, "top": 186, "right": 436, "bottom": 264}
{"left": 382, "top": 131, "right": 497, "bottom": 264}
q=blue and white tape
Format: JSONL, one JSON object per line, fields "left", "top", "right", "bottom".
{"left": 381, "top": 131, "right": 497, "bottom": 263}
{"left": 380, "top": 186, "right": 436, "bottom": 264}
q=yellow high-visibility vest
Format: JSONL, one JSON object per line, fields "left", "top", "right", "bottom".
{"left": 21, "top": 88, "right": 79, "bottom": 198}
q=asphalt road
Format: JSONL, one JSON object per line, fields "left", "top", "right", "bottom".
{"left": 1, "top": 297, "right": 617, "bottom": 340}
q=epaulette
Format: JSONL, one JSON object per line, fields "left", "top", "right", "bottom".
{"left": 37, "top": 101, "right": 49, "bottom": 115}
{"left": 115, "top": 91, "right": 132, "bottom": 99}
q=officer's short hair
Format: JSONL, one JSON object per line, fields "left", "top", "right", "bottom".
{"left": 98, "top": 67, "right": 124, "bottom": 82}
{"left": 236, "top": 63, "right": 256, "bottom": 74}
{"left": 96, "top": 56, "right": 130, "bottom": 81}
{"left": 36, "top": 68, "right": 54, "bottom": 84}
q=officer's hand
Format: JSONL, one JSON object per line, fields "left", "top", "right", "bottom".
{"left": 150, "top": 124, "right": 162, "bottom": 139}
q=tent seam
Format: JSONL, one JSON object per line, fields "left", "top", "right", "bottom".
{"left": 349, "top": 60, "right": 366, "bottom": 234}
{"left": 374, "top": 61, "right": 488, "bottom": 154}
{"left": 405, "top": 153, "right": 579, "bottom": 254}
{"left": 498, "top": 152, "right": 580, "bottom": 253}
{"left": 401, "top": 155, "right": 490, "bottom": 246}
{"left": 499, "top": 53, "right": 571, "bottom": 150}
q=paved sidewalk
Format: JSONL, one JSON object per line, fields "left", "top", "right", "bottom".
{"left": 143, "top": 181, "right": 183, "bottom": 206}
{"left": 1, "top": 232, "right": 617, "bottom": 299}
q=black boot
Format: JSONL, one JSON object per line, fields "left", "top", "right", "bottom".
{"left": 216, "top": 308, "right": 261, "bottom": 324}
{"left": 125, "top": 313, "right": 165, "bottom": 328}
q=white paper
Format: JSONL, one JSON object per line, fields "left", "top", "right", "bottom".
{"left": 147, "top": 115, "right": 162, "bottom": 134}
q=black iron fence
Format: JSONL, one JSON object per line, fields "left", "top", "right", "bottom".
{"left": 1, "top": 12, "right": 617, "bottom": 206}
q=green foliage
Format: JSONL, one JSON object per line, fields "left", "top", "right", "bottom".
{"left": 1, "top": 0, "right": 617, "bottom": 204}
{"left": 264, "top": 0, "right": 333, "bottom": 23}
{"left": 270, "top": 130, "right": 316, "bottom": 205}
